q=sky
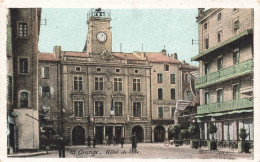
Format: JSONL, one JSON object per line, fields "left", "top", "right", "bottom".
{"left": 38, "top": 8, "right": 199, "bottom": 65}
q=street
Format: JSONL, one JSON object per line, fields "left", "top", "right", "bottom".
{"left": 31, "top": 143, "right": 253, "bottom": 159}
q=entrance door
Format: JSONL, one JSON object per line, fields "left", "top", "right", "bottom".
{"left": 115, "top": 126, "right": 122, "bottom": 138}
{"left": 95, "top": 126, "right": 104, "bottom": 144}
{"left": 154, "top": 125, "right": 165, "bottom": 142}
{"left": 72, "top": 126, "right": 85, "bottom": 145}
{"left": 105, "top": 126, "right": 113, "bottom": 143}
{"left": 132, "top": 126, "right": 143, "bottom": 142}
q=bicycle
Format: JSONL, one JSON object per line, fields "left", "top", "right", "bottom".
{"left": 164, "top": 138, "right": 174, "bottom": 147}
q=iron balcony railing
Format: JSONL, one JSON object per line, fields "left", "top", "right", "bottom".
{"left": 197, "top": 98, "right": 253, "bottom": 115}
{"left": 196, "top": 59, "right": 253, "bottom": 89}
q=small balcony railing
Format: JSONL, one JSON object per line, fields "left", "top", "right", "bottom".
{"left": 196, "top": 59, "right": 253, "bottom": 89}
{"left": 93, "top": 116, "right": 128, "bottom": 124}
{"left": 197, "top": 98, "right": 253, "bottom": 115}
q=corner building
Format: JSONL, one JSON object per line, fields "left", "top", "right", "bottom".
{"left": 192, "top": 8, "right": 254, "bottom": 145}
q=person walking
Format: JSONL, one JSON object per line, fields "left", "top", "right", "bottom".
{"left": 105, "top": 135, "right": 109, "bottom": 146}
{"left": 87, "top": 136, "right": 91, "bottom": 148}
{"left": 93, "top": 136, "right": 96, "bottom": 148}
{"left": 57, "top": 137, "right": 65, "bottom": 158}
{"left": 120, "top": 136, "right": 125, "bottom": 148}
{"left": 131, "top": 134, "right": 137, "bottom": 153}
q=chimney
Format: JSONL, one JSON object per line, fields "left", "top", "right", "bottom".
{"left": 161, "top": 49, "right": 166, "bottom": 56}
{"left": 174, "top": 53, "right": 178, "bottom": 59}
{"left": 198, "top": 8, "right": 205, "bottom": 17}
{"left": 54, "top": 46, "right": 61, "bottom": 58}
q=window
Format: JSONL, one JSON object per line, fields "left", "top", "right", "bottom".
{"left": 170, "top": 74, "right": 175, "bottom": 84}
{"left": 164, "top": 64, "right": 169, "bottom": 71}
{"left": 171, "top": 88, "right": 175, "bottom": 100}
{"left": 95, "top": 77, "right": 103, "bottom": 91}
{"left": 75, "top": 66, "right": 81, "bottom": 72}
{"left": 74, "top": 76, "right": 83, "bottom": 90}
{"left": 134, "top": 69, "right": 139, "bottom": 74}
{"left": 115, "top": 102, "right": 123, "bottom": 116}
{"left": 217, "top": 57, "right": 223, "bottom": 70}
{"left": 205, "top": 63, "right": 210, "bottom": 75}
{"left": 185, "top": 74, "right": 190, "bottom": 83}
{"left": 42, "top": 106, "right": 50, "bottom": 117}
{"left": 133, "top": 102, "right": 141, "bottom": 117}
{"left": 233, "top": 84, "right": 240, "bottom": 99}
{"left": 204, "top": 22, "right": 208, "bottom": 30}
{"left": 18, "top": 22, "right": 28, "bottom": 37}
{"left": 233, "top": 20, "right": 240, "bottom": 32}
{"left": 115, "top": 68, "right": 120, "bottom": 73}
{"left": 186, "top": 91, "right": 191, "bottom": 101}
{"left": 233, "top": 49, "right": 240, "bottom": 64}
{"left": 133, "top": 79, "right": 141, "bottom": 91}
{"left": 42, "top": 86, "right": 50, "bottom": 98}
{"left": 158, "top": 107, "right": 164, "bottom": 118}
{"left": 19, "top": 58, "right": 28, "bottom": 74}
{"left": 158, "top": 88, "right": 163, "bottom": 100}
{"left": 218, "top": 29, "right": 222, "bottom": 42}
{"left": 205, "top": 92, "right": 210, "bottom": 104}
{"left": 171, "top": 107, "right": 176, "bottom": 117}
{"left": 204, "top": 37, "right": 209, "bottom": 49}
{"left": 157, "top": 73, "right": 163, "bottom": 83}
{"left": 8, "top": 75, "right": 13, "bottom": 102}
{"left": 95, "top": 101, "right": 104, "bottom": 116}
{"left": 96, "top": 67, "right": 101, "bottom": 72}
{"left": 217, "top": 13, "right": 222, "bottom": 22}
{"left": 20, "top": 91, "right": 29, "bottom": 108}
{"left": 42, "top": 67, "right": 49, "bottom": 79}
{"left": 74, "top": 101, "right": 83, "bottom": 117}
{"left": 114, "top": 77, "right": 122, "bottom": 92}
{"left": 217, "top": 89, "right": 223, "bottom": 103}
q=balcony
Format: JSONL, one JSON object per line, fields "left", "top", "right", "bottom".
{"left": 197, "top": 98, "right": 253, "bottom": 115}
{"left": 196, "top": 59, "right": 253, "bottom": 89}
{"left": 93, "top": 116, "right": 127, "bottom": 124}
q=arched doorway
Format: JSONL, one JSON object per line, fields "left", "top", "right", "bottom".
{"left": 72, "top": 126, "right": 85, "bottom": 145}
{"left": 168, "top": 127, "right": 174, "bottom": 140}
{"left": 132, "top": 126, "right": 144, "bottom": 142}
{"left": 154, "top": 125, "right": 165, "bottom": 142}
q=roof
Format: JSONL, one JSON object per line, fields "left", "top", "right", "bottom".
{"left": 63, "top": 51, "right": 88, "bottom": 57}
{"left": 38, "top": 53, "right": 60, "bottom": 61}
{"left": 113, "top": 52, "right": 140, "bottom": 61}
{"left": 180, "top": 63, "right": 199, "bottom": 70}
{"left": 189, "top": 71, "right": 199, "bottom": 78}
{"left": 145, "top": 53, "right": 181, "bottom": 64}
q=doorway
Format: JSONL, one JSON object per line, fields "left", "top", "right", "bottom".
{"left": 72, "top": 126, "right": 85, "bottom": 145}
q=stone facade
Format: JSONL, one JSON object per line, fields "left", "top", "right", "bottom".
{"left": 38, "top": 8, "right": 199, "bottom": 145}
{"left": 192, "top": 8, "right": 254, "bottom": 145}
{"left": 10, "top": 8, "right": 42, "bottom": 151}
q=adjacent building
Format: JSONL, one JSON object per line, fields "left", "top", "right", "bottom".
{"left": 7, "top": 8, "right": 42, "bottom": 152}
{"left": 192, "top": 8, "right": 254, "bottom": 145}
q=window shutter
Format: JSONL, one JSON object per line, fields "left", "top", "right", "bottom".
{"left": 39, "top": 86, "right": 42, "bottom": 97}
{"left": 50, "top": 86, "right": 54, "bottom": 96}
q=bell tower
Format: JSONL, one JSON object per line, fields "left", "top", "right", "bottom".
{"left": 86, "top": 8, "right": 112, "bottom": 55}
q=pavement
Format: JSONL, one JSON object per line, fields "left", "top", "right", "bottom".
{"left": 10, "top": 143, "right": 251, "bottom": 159}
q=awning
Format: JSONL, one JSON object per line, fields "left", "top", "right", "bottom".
{"left": 195, "top": 109, "right": 253, "bottom": 118}
{"left": 191, "top": 29, "right": 253, "bottom": 61}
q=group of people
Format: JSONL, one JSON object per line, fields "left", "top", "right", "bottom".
{"left": 56, "top": 134, "right": 138, "bottom": 158}
{"left": 105, "top": 135, "right": 125, "bottom": 148}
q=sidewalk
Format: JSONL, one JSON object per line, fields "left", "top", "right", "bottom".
{"left": 7, "top": 150, "right": 55, "bottom": 158}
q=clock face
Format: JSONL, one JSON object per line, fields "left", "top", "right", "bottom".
{"left": 97, "top": 32, "right": 107, "bottom": 42}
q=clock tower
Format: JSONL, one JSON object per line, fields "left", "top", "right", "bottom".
{"left": 86, "top": 8, "right": 112, "bottom": 55}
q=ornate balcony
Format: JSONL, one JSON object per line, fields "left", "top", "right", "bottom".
{"left": 197, "top": 98, "right": 253, "bottom": 115}
{"left": 92, "top": 116, "right": 127, "bottom": 124}
{"left": 196, "top": 59, "right": 253, "bottom": 89}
